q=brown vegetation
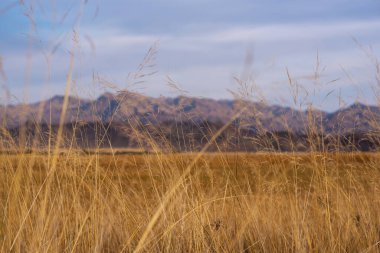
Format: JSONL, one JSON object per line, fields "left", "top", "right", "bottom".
{"left": 0, "top": 152, "right": 379, "bottom": 252}
{"left": 1, "top": 2, "right": 380, "bottom": 252}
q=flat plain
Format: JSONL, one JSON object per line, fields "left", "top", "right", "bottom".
{"left": 1, "top": 152, "right": 379, "bottom": 252}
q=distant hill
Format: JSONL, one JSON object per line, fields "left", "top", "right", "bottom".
{"left": 1, "top": 92, "right": 379, "bottom": 133}
{"left": 1, "top": 92, "right": 380, "bottom": 151}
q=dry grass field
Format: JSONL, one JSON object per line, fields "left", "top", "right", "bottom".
{"left": 1, "top": 2, "right": 380, "bottom": 252}
{"left": 0, "top": 151, "right": 379, "bottom": 252}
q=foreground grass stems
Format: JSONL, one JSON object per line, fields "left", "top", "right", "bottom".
{"left": 1, "top": 2, "right": 380, "bottom": 252}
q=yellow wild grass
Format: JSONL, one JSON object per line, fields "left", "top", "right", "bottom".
{"left": 1, "top": 1, "right": 380, "bottom": 252}
{"left": 0, "top": 152, "right": 379, "bottom": 252}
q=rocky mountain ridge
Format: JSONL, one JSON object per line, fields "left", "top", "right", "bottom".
{"left": 1, "top": 92, "right": 379, "bottom": 134}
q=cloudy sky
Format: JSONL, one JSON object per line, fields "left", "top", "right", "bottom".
{"left": 0, "top": 0, "right": 379, "bottom": 110}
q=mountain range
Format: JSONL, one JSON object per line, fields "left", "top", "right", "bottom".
{"left": 1, "top": 92, "right": 380, "bottom": 151}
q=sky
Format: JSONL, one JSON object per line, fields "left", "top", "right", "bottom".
{"left": 0, "top": 0, "right": 379, "bottom": 111}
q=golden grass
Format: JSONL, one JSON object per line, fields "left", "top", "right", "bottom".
{"left": 0, "top": 152, "right": 379, "bottom": 252}
{"left": 1, "top": 2, "right": 380, "bottom": 252}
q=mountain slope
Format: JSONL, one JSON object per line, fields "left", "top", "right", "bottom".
{"left": 1, "top": 92, "right": 379, "bottom": 134}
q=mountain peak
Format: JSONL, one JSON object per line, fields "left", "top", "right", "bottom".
{"left": 97, "top": 92, "right": 116, "bottom": 101}
{"left": 50, "top": 95, "right": 65, "bottom": 103}
{"left": 48, "top": 95, "right": 84, "bottom": 104}
{"left": 348, "top": 102, "right": 368, "bottom": 110}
